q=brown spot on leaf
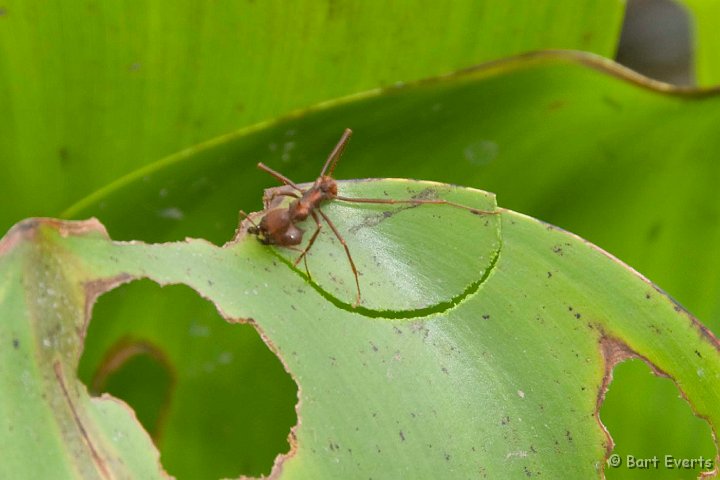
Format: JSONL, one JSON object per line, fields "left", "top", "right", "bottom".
{"left": 546, "top": 99, "right": 566, "bottom": 111}
{"left": 58, "top": 147, "right": 70, "bottom": 166}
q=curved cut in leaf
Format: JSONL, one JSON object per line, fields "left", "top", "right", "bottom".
{"left": 255, "top": 179, "right": 499, "bottom": 312}
{"left": 0, "top": 1, "right": 625, "bottom": 231}
{"left": 2, "top": 180, "right": 719, "bottom": 478}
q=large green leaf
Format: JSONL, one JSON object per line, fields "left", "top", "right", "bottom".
{"left": 676, "top": 0, "right": 720, "bottom": 86}
{"left": 2, "top": 187, "right": 718, "bottom": 477}
{"left": 65, "top": 51, "right": 720, "bottom": 478}
{"left": 0, "top": 1, "right": 625, "bottom": 231}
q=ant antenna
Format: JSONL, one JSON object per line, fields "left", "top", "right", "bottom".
{"left": 239, "top": 209, "right": 255, "bottom": 223}
{"left": 320, "top": 128, "right": 352, "bottom": 178}
{"left": 238, "top": 210, "right": 260, "bottom": 231}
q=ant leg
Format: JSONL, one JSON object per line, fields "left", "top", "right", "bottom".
{"left": 334, "top": 195, "right": 498, "bottom": 216}
{"left": 257, "top": 163, "right": 304, "bottom": 192}
{"left": 294, "top": 210, "right": 323, "bottom": 267}
{"left": 284, "top": 245, "right": 312, "bottom": 279}
{"left": 265, "top": 189, "right": 301, "bottom": 205}
{"left": 302, "top": 253, "right": 310, "bottom": 280}
{"left": 316, "top": 208, "right": 362, "bottom": 308}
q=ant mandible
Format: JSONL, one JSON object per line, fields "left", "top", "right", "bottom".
{"left": 245, "top": 128, "right": 496, "bottom": 308}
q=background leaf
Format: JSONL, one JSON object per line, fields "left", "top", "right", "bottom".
{"left": 0, "top": 0, "right": 625, "bottom": 230}
{"left": 675, "top": 0, "right": 720, "bottom": 86}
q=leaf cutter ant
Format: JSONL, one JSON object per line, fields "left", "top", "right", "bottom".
{"left": 244, "top": 128, "right": 497, "bottom": 308}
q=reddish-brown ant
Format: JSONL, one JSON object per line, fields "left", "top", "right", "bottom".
{"left": 245, "top": 128, "right": 496, "bottom": 308}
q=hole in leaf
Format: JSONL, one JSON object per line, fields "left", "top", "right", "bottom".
{"left": 600, "top": 359, "right": 716, "bottom": 479}
{"left": 78, "top": 279, "right": 298, "bottom": 479}
{"left": 88, "top": 339, "right": 174, "bottom": 439}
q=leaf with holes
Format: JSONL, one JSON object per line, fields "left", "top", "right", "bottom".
{"left": 1, "top": 178, "right": 718, "bottom": 478}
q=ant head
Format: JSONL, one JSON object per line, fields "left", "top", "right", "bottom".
{"left": 318, "top": 176, "right": 338, "bottom": 197}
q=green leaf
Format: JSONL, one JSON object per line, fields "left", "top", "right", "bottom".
{"left": 676, "top": 0, "right": 720, "bottom": 86}
{"left": 64, "top": 51, "right": 720, "bottom": 478}
{"left": 2, "top": 187, "right": 718, "bottom": 477}
{"left": 0, "top": 1, "right": 625, "bottom": 231}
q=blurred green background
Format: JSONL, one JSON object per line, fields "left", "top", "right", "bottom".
{"left": 1, "top": 1, "right": 718, "bottom": 478}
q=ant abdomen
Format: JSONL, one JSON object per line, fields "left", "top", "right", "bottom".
{"left": 279, "top": 225, "right": 304, "bottom": 245}
{"left": 258, "top": 208, "right": 304, "bottom": 246}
